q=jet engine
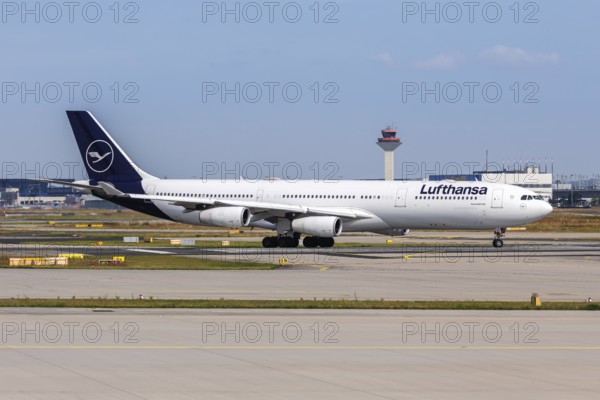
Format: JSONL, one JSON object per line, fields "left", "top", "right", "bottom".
{"left": 291, "top": 216, "right": 342, "bottom": 237}
{"left": 199, "top": 207, "right": 251, "bottom": 228}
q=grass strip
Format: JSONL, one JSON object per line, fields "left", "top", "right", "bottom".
{"left": 0, "top": 298, "right": 598, "bottom": 310}
{"left": 0, "top": 255, "right": 278, "bottom": 270}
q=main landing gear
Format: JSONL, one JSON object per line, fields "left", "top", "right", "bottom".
{"left": 492, "top": 228, "right": 506, "bottom": 248}
{"left": 302, "top": 236, "right": 334, "bottom": 248}
{"left": 262, "top": 236, "right": 298, "bottom": 248}
{"left": 261, "top": 235, "right": 335, "bottom": 248}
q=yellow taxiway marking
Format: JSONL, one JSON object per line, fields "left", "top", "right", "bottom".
{"left": 303, "top": 264, "right": 329, "bottom": 271}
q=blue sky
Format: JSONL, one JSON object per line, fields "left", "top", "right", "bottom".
{"left": 1, "top": 0, "right": 598, "bottom": 180}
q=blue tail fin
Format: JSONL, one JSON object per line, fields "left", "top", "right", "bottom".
{"left": 67, "top": 111, "right": 155, "bottom": 182}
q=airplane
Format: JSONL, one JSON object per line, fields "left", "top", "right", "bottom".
{"left": 44, "top": 111, "right": 553, "bottom": 249}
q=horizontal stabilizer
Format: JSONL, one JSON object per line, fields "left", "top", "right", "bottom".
{"left": 38, "top": 179, "right": 126, "bottom": 198}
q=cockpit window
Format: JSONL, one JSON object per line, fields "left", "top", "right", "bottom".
{"left": 521, "top": 194, "right": 544, "bottom": 201}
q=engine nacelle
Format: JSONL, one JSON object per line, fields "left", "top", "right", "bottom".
{"left": 199, "top": 207, "right": 251, "bottom": 228}
{"left": 291, "top": 216, "right": 342, "bottom": 237}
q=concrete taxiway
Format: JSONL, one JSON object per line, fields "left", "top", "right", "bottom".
{"left": 0, "top": 308, "right": 598, "bottom": 399}
{"left": 1, "top": 233, "right": 600, "bottom": 301}
{"left": 1, "top": 232, "right": 599, "bottom": 399}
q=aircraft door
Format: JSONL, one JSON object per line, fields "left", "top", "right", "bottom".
{"left": 256, "top": 189, "right": 264, "bottom": 202}
{"left": 491, "top": 189, "right": 504, "bottom": 208}
{"left": 394, "top": 188, "right": 408, "bottom": 207}
{"left": 144, "top": 185, "right": 156, "bottom": 203}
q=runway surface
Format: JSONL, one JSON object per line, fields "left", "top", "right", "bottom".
{"left": 1, "top": 308, "right": 598, "bottom": 399}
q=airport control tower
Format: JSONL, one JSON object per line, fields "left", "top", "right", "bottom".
{"left": 377, "top": 126, "right": 402, "bottom": 181}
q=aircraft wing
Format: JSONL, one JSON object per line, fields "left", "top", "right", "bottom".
{"left": 39, "top": 180, "right": 375, "bottom": 220}
{"left": 127, "top": 194, "right": 374, "bottom": 220}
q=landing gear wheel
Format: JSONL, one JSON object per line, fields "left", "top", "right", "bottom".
{"left": 278, "top": 236, "right": 299, "bottom": 248}
{"left": 317, "top": 237, "right": 335, "bottom": 248}
{"left": 303, "top": 236, "right": 318, "bottom": 248}
{"left": 262, "top": 237, "right": 278, "bottom": 248}
{"left": 492, "top": 228, "right": 506, "bottom": 248}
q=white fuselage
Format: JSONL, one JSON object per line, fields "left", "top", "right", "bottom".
{"left": 139, "top": 179, "right": 552, "bottom": 233}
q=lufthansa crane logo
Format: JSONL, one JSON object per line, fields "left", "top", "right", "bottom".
{"left": 86, "top": 140, "right": 114, "bottom": 173}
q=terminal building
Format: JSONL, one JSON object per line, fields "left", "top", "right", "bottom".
{"left": 552, "top": 176, "right": 600, "bottom": 207}
{"left": 429, "top": 166, "right": 553, "bottom": 201}
{"left": 0, "top": 179, "right": 126, "bottom": 209}
{"left": 0, "top": 179, "right": 80, "bottom": 207}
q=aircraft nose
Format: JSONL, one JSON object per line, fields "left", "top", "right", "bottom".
{"left": 541, "top": 201, "right": 553, "bottom": 216}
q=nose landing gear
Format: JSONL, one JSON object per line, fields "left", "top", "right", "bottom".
{"left": 492, "top": 228, "right": 505, "bottom": 248}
